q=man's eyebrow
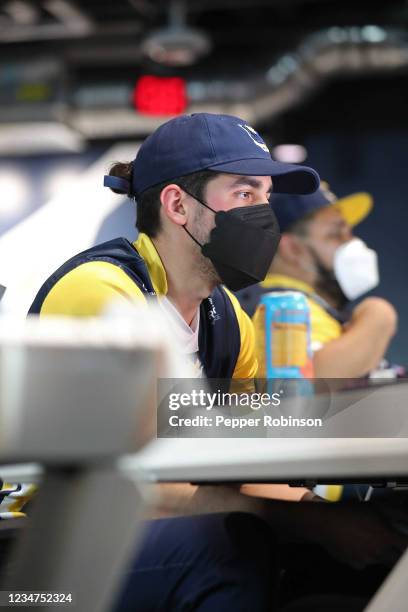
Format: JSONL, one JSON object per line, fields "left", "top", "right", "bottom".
{"left": 228, "top": 176, "right": 273, "bottom": 191}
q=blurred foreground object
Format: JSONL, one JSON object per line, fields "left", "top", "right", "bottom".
{"left": 0, "top": 308, "right": 192, "bottom": 612}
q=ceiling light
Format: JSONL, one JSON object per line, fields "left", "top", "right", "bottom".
{"left": 272, "top": 144, "right": 307, "bottom": 163}
{"left": 141, "top": 0, "right": 211, "bottom": 67}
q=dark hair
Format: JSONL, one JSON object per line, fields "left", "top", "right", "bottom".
{"left": 107, "top": 163, "right": 219, "bottom": 238}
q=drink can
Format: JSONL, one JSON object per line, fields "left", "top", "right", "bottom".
{"left": 253, "top": 291, "right": 314, "bottom": 379}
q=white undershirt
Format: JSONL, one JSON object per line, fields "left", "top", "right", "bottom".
{"left": 158, "top": 296, "right": 200, "bottom": 355}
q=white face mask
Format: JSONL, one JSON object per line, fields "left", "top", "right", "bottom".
{"left": 333, "top": 238, "right": 379, "bottom": 300}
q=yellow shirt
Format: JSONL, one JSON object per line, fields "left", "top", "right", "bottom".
{"left": 40, "top": 233, "right": 257, "bottom": 379}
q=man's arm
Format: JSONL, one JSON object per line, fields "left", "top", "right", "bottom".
{"left": 313, "top": 297, "right": 397, "bottom": 378}
{"left": 160, "top": 483, "right": 407, "bottom": 569}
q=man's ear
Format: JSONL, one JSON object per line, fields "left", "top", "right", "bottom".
{"left": 160, "top": 184, "right": 188, "bottom": 227}
{"left": 278, "top": 233, "right": 305, "bottom": 265}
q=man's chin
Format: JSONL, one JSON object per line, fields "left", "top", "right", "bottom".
{"left": 197, "top": 257, "right": 221, "bottom": 289}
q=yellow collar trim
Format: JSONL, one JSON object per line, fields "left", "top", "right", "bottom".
{"left": 260, "top": 273, "right": 314, "bottom": 295}
{"left": 133, "top": 233, "right": 168, "bottom": 296}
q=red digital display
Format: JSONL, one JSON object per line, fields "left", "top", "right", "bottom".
{"left": 133, "top": 75, "right": 188, "bottom": 116}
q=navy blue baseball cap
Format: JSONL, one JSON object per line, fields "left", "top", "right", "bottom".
{"left": 270, "top": 184, "right": 373, "bottom": 232}
{"left": 104, "top": 113, "right": 320, "bottom": 197}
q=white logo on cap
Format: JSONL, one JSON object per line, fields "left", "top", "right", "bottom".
{"left": 238, "top": 124, "right": 270, "bottom": 153}
{"left": 320, "top": 181, "right": 337, "bottom": 203}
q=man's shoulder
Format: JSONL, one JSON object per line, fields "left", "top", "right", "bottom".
{"left": 64, "top": 237, "right": 142, "bottom": 267}
{"left": 29, "top": 238, "right": 149, "bottom": 316}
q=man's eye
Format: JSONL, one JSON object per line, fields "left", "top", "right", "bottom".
{"left": 237, "top": 191, "right": 251, "bottom": 199}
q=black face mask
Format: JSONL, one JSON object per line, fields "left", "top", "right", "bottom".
{"left": 182, "top": 189, "right": 281, "bottom": 291}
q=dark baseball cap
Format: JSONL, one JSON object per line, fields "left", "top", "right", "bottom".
{"left": 104, "top": 113, "right": 320, "bottom": 197}
{"left": 270, "top": 184, "right": 373, "bottom": 232}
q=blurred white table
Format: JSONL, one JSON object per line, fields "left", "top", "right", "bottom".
{"left": 133, "top": 380, "right": 408, "bottom": 485}
{"left": 133, "top": 437, "right": 408, "bottom": 485}
{"left": 3, "top": 367, "right": 408, "bottom": 611}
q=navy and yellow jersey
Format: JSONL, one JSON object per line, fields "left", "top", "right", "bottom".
{"left": 29, "top": 233, "right": 257, "bottom": 380}
{"left": 237, "top": 273, "right": 343, "bottom": 353}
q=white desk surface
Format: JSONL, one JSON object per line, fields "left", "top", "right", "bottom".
{"left": 128, "top": 437, "right": 408, "bottom": 483}
{"left": 3, "top": 381, "right": 408, "bottom": 485}
{"left": 131, "top": 381, "right": 408, "bottom": 484}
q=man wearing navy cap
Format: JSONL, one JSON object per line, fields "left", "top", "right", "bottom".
{"left": 29, "top": 113, "right": 319, "bottom": 383}
{"left": 237, "top": 183, "right": 398, "bottom": 379}
{"left": 27, "top": 117, "right": 405, "bottom": 611}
